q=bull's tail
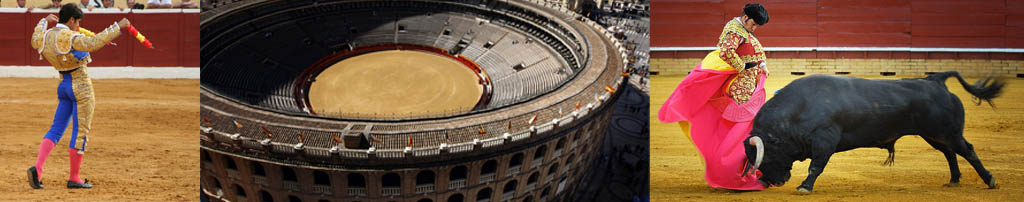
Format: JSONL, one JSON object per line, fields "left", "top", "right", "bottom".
{"left": 926, "top": 71, "right": 1005, "bottom": 108}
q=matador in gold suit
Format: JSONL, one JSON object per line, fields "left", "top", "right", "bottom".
{"left": 27, "top": 4, "right": 128, "bottom": 189}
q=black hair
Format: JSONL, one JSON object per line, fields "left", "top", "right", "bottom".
{"left": 58, "top": 3, "right": 83, "bottom": 23}
{"left": 743, "top": 3, "right": 769, "bottom": 25}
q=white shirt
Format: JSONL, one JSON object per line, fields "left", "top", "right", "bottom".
{"left": 148, "top": 0, "right": 172, "bottom": 6}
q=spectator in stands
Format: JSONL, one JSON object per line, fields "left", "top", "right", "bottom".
{"left": 15, "top": 0, "right": 28, "bottom": 8}
{"left": 87, "top": 0, "right": 115, "bottom": 9}
{"left": 179, "top": 0, "right": 198, "bottom": 8}
{"left": 125, "top": 0, "right": 145, "bottom": 10}
{"left": 35, "top": 0, "right": 62, "bottom": 9}
{"left": 146, "top": 0, "right": 171, "bottom": 8}
{"left": 148, "top": 0, "right": 198, "bottom": 8}
{"left": 78, "top": 0, "right": 90, "bottom": 9}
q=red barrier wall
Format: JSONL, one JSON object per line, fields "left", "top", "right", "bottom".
{"left": 651, "top": 0, "right": 1024, "bottom": 49}
{"left": 0, "top": 9, "right": 198, "bottom": 67}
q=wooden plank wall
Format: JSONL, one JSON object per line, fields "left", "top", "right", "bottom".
{"left": 0, "top": 10, "right": 199, "bottom": 67}
{"left": 651, "top": 0, "right": 1024, "bottom": 49}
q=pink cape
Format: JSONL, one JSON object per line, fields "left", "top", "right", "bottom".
{"left": 658, "top": 63, "right": 767, "bottom": 190}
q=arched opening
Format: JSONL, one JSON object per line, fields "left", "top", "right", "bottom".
{"left": 481, "top": 160, "right": 497, "bottom": 182}
{"left": 541, "top": 187, "right": 550, "bottom": 197}
{"left": 223, "top": 156, "right": 237, "bottom": 170}
{"left": 382, "top": 173, "right": 401, "bottom": 187}
{"left": 314, "top": 171, "right": 331, "bottom": 185}
{"left": 476, "top": 188, "right": 492, "bottom": 201}
{"left": 235, "top": 184, "right": 246, "bottom": 198}
{"left": 347, "top": 173, "right": 367, "bottom": 196}
{"left": 417, "top": 199, "right": 433, "bottom": 202}
{"left": 416, "top": 170, "right": 436, "bottom": 193}
{"left": 522, "top": 195, "right": 533, "bottom": 202}
{"left": 201, "top": 150, "right": 211, "bottom": 163}
{"left": 534, "top": 145, "right": 547, "bottom": 161}
{"left": 252, "top": 162, "right": 266, "bottom": 176}
{"left": 416, "top": 170, "right": 435, "bottom": 185}
{"left": 447, "top": 193, "right": 464, "bottom": 202}
{"left": 548, "top": 163, "right": 559, "bottom": 178}
{"left": 318, "top": 200, "right": 330, "bottom": 202}
{"left": 211, "top": 177, "right": 223, "bottom": 196}
{"left": 509, "top": 153, "right": 524, "bottom": 174}
{"left": 450, "top": 166, "right": 467, "bottom": 181}
{"left": 449, "top": 165, "right": 468, "bottom": 189}
{"left": 503, "top": 180, "right": 518, "bottom": 198}
{"left": 555, "top": 138, "right": 565, "bottom": 152}
{"left": 348, "top": 173, "right": 366, "bottom": 188}
{"left": 259, "top": 190, "right": 273, "bottom": 202}
{"left": 282, "top": 167, "right": 298, "bottom": 181}
{"left": 382, "top": 173, "right": 401, "bottom": 195}
{"left": 288, "top": 195, "right": 302, "bottom": 202}
{"left": 527, "top": 172, "right": 539, "bottom": 187}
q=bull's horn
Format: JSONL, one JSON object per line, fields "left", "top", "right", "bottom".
{"left": 749, "top": 136, "right": 764, "bottom": 171}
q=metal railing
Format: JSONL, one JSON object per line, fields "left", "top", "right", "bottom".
{"left": 226, "top": 169, "right": 238, "bottom": 179}
{"left": 284, "top": 181, "right": 300, "bottom": 191}
{"left": 347, "top": 187, "right": 366, "bottom": 196}
{"left": 449, "top": 179, "right": 467, "bottom": 189}
{"left": 253, "top": 176, "right": 266, "bottom": 186}
{"left": 480, "top": 173, "right": 496, "bottom": 183}
{"left": 507, "top": 165, "right": 522, "bottom": 176}
{"left": 415, "top": 184, "right": 435, "bottom": 194}
{"left": 382, "top": 187, "right": 401, "bottom": 196}
{"left": 532, "top": 158, "right": 543, "bottom": 169}
{"left": 312, "top": 184, "right": 331, "bottom": 195}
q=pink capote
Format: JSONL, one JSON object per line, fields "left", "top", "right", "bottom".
{"left": 658, "top": 63, "right": 767, "bottom": 190}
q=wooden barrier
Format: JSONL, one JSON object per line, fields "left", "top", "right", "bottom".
{"left": 0, "top": 8, "right": 198, "bottom": 67}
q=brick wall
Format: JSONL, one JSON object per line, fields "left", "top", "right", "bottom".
{"left": 651, "top": 58, "right": 1024, "bottom": 78}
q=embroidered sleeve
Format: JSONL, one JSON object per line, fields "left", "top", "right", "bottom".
{"left": 71, "top": 22, "right": 121, "bottom": 52}
{"left": 717, "top": 31, "right": 745, "bottom": 71}
{"left": 31, "top": 18, "right": 47, "bottom": 51}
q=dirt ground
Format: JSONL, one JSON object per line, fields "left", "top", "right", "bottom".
{"left": 309, "top": 50, "right": 482, "bottom": 118}
{"left": 0, "top": 78, "right": 198, "bottom": 201}
{"left": 650, "top": 74, "right": 1024, "bottom": 201}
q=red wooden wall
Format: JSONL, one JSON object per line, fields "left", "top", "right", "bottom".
{"left": 651, "top": 0, "right": 1024, "bottom": 49}
{"left": 0, "top": 9, "right": 199, "bottom": 67}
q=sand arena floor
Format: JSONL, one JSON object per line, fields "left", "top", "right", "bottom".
{"left": 650, "top": 74, "right": 1024, "bottom": 201}
{"left": 309, "top": 50, "right": 482, "bottom": 118}
{"left": 0, "top": 78, "right": 198, "bottom": 201}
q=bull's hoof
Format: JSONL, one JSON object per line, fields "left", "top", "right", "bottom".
{"left": 796, "top": 187, "right": 812, "bottom": 194}
{"left": 987, "top": 178, "right": 998, "bottom": 189}
{"left": 942, "top": 183, "right": 960, "bottom": 187}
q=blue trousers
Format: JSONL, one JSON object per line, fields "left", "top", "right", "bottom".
{"left": 42, "top": 73, "right": 82, "bottom": 149}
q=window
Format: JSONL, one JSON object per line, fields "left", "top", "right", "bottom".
{"left": 416, "top": 170, "right": 435, "bottom": 185}
{"left": 314, "top": 171, "right": 330, "bottom": 185}
{"left": 348, "top": 173, "right": 366, "bottom": 188}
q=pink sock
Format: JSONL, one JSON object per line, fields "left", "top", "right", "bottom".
{"left": 34, "top": 139, "right": 56, "bottom": 181}
{"left": 68, "top": 148, "right": 84, "bottom": 183}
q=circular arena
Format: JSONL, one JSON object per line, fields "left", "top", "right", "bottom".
{"left": 199, "top": 0, "right": 630, "bottom": 202}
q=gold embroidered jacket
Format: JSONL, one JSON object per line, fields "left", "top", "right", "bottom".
{"left": 715, "top": 17, "right": 767, "bottom": 104}
{"left": 31, "top": 18, "right": 121, "bottom": 71}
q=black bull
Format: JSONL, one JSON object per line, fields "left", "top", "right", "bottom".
{"left": 743, "top": 71, "right": 1004, "bottom": 193}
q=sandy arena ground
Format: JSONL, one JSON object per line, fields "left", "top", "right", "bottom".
{"left": 309, "top": 50, "right": 482, "bottom": 118}
{"left": 0, "top": 78, "right": 198, "bottom": 201}
{"left": 650, "top": 74, "right": 1024, "bottom": 201}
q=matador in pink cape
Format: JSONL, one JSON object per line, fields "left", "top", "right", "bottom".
{"left": 658, "top": 3, "right": 770, "bottom": 190}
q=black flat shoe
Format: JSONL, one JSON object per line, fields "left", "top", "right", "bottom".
{"left": 67, "top": 179, "right": 92, "bottom": 189}
{"left": 27, "top": 166, "right": 43, "bottom": 189}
